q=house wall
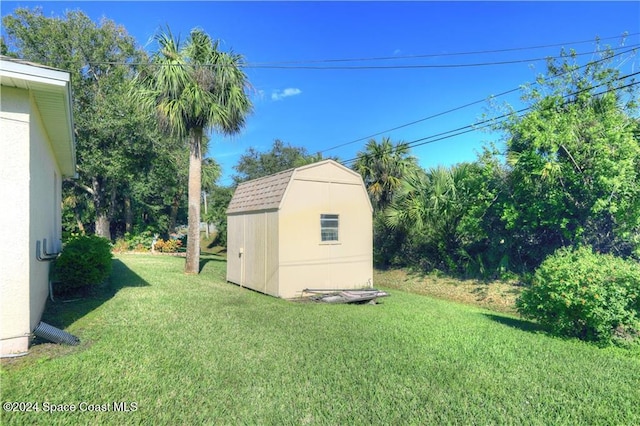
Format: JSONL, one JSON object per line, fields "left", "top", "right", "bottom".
{"left": 29, "top": 90, "right": 61, "bottom": 332}
{"left": 226, "top": 211, "right": 279, "bottom": 296}
{"left": 0, "top": 86, "right": 61, "bottom": 355}
{"left": 0, "top": 87, "right": 33, "bottom": 354}
{"left": 277, "top": 163, "right": 373, "bottom": 298}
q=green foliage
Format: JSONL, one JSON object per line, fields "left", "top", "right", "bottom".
{"left": 112, "top": 231, "right": 155, "bottom": 252}
{"left": 500, "top": 49, "right": 640, "bottom": 267}
{"left": 370, "top": 47, "right": 640, "bottom": 278}
{"left": 382, "top": 159, "right": 506, "bottom": 277}
{"left": 154, "top": 238, "right": 183, "bottom": 253}
{"left": 137, "top": 26, "right": 252, "bottom": 274}
{"left": 517, "top": 247, "right": 640, "bottom": 346}
{"left": 232, "top": 139, "right": 324, "bottom": 184}
{"left": 353, "top": 137, "right": 418, "bottom": 211}
{"left": 51, "top": 236, "right": 113, "bottom": 293}
{"left": 3, "top": 7, "right": 157, "bottom": 240}
{"left": 203, "top": 185, "right": 234, "bottom": 247}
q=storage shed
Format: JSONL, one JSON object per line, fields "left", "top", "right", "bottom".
{"left": 226, "top": 160, "right": 373, "bottom": 298}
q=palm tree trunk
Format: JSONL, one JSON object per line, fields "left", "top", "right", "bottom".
{"left": 185, "top": 128, "right": 202, "bottom": 274}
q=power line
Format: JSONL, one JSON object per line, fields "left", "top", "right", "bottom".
{"left": 245, "top": 43, "right": 638, "bottom": 70}
{"left": 338, "top": 73, "right": 640, "bottom": 167}
{"left": 85, "top": 39, "right": 639, "bottom": 70}
{"left": 320, "top": 47, "right": 638, "bottom": 154}
{"left": 249, "top": 32, "right": 640, "bottom": 65}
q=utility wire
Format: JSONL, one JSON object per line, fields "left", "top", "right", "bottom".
{"left": 320, "top": 47, "right": 638, "bottom": 154}
{"left": 246, "top": 44, "right": 638, "bottom": 70}
{"left": 250, "top": 32, "right": 640, "bottom": 65}
{"left": 218, "top": 78, "right": 639, "bottom": 186}
{"left": 86, "top": 40, "right": 639, "bottom": 70}
{"left": 338, "top": 73, "right": 640, "bottom": 167}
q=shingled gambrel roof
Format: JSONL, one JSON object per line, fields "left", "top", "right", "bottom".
{"left": 226, "top": 168, "right": 295, "bottom": 214}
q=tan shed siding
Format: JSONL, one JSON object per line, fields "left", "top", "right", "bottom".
{"left": 243, "top": 212, "right": 267, "bottom": 293}
{"left": 292, "top": 160, "right": 364, "bottom": 187}
{"left": 226, "top": 214, "right": 244, "bottom": 285}
{"left": 227, "top": 211, "right": 279, "bottom": 297}
{"left": 226, "top": 160, "right": 372, "bottom": 299}
{"left": 278, "top": 169, "right": 373, "bottom": 299}
{"left": 265, "top": 212, "right": 279, "bottom": 296}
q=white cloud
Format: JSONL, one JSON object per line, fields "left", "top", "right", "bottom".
{"left": 271, "top": 87, "right": 302, "bottom": 101}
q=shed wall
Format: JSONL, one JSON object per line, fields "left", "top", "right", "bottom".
{"left": 226, "top": 211, "right": 279, "bottom": 296}
{"left": 278, "top": 169, "right": 373, "bottom": 298}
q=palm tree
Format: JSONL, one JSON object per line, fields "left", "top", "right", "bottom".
{"left": 353, "top": 137, "right": 417, "bottom": 211}
{"left": 385, "top": 163, "right": 472, "bottom": 247}
{"left": 139, "top": 27, "right": 252, "bottom": 273}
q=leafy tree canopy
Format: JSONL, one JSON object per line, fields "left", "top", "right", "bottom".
{"left": 232, "top": 139, "right": 324, "bottom": 184}
{"left": 499, "top": 48, "right": 640, "bottom": 261}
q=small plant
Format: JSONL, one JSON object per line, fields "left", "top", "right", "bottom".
{"left": 517, "top": 246, "right": 640, "bottom": 346}
{"left": 112, "top": 238, "right": 130, "bottom": 253}
{"left": 112, "top": 231, "right": 155, "bottom": 253}
{"left": 154, "top": 238, "right": 183, "bottom": 253}
{"left": 51, "top": 235, "right": 113, "bottom": 294}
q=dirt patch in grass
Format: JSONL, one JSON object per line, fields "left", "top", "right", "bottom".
{"left": 374, "top": 269, "right": 523, "bottom": 314}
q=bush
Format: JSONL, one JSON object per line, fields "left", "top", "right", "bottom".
{"left": 51, "top": 235, "right": 113, "bottom": 294}
{"left": 516, "top": 246, "right": 640, "bottom": 345}
{"left": 153, "top": 238, "right": 182, "bottom": 253}
{"left": 112, "top": 231, "right": 155, "bottom": 253}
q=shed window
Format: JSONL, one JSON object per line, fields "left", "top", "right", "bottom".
{"left": 320, "top": 214, "right": 339, "bottom": 242}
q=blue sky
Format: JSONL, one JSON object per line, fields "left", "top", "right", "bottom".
{"left": 2, "top": 1, "right": 639, "bottom": 185}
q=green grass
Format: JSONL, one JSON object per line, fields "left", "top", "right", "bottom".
{"left": 2, "top": 254, "right": 639, "bottom": 425}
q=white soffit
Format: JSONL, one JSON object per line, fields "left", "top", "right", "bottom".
{"left": 1, "top": 57, "right": 76, "bottom": 177}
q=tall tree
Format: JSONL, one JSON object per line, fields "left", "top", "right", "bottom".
{"left": 3, "top": 8, "right": 151, "bottom": 240}
{"left": 232, "top": 139, "right": 322, "bottom": 184}
{"left": 353, "top": 137, "right": 418, "bottom": 211}
{"left": 139, "top": 27, "right": 252, "bottom": 274}
{"left": 498, "top": 48, "right": 640, "bottom": 265}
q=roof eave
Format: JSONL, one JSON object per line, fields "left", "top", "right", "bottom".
{"left": 0, "top": 58, "right": 77, "bottom": 178}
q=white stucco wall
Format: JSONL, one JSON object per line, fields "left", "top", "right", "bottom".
{"left": 0, "top": 86, "right": 32, "bottom": 354}
{"left": 0, "top": 85, "right": 64, "bottom": 355}
{"left": 29, "top": 90, "right": 61, "bottom": 333}
{"left": 1, "top": 58, "right": 74, "bottom": 356}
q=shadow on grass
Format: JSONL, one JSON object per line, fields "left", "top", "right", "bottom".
{"left": 483, "top": 313, "right": 544, "bottom": 333}
{"left": 40, "top": 259, "right": 150, "bottom": 332}
{"left": 199, "top": 253, "right": 227, "bottom": 273}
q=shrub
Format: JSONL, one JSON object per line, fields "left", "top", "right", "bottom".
{"left": 51, "top": 235, "right": 113, "bottom": 294}
{"left": 516, "top": 246, "right": 640, "bottom": 345}
{"left": 153, "top": 238, "right": 182, "bottom": 253}
{"left": 112, "top": 238, "right": 130, "bottom": 253}
{"left": 112, "top": 231, "right": 156, "bottom": 253}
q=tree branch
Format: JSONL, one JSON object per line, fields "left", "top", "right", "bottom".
{"left": 65, "top": 178, "right": 95, "bottom": 196}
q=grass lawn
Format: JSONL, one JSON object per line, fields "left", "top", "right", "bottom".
{"left": 2, "top": 254, "right": 639, "bottom": 425}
